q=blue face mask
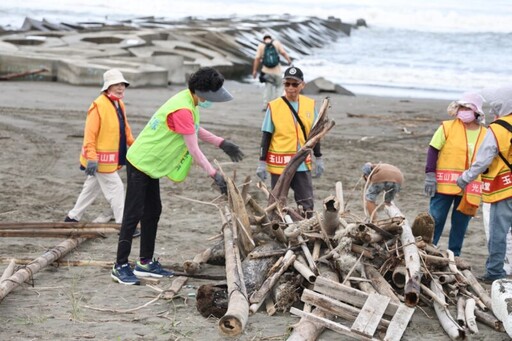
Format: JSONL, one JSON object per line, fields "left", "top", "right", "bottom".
{"left": 198, "top": 100, "right": 212, "bottom": 109}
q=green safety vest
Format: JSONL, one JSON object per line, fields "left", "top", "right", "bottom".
{"left": 127, "top": 89, "right": 199, "bottom": 182}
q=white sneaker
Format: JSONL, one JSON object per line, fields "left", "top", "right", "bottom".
{"left": 92, "top": 212, "right": 114, "bottom": 223}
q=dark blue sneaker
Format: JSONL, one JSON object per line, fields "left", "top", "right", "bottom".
{"left": 111, "top": 263, "right": 140, "bottom": 285}
{"left": 133, "top": 259, "right": 174, "bottom": 278}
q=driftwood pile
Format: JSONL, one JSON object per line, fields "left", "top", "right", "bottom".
{"left": 187, "top": 97, "right": 507, "bottom": 340}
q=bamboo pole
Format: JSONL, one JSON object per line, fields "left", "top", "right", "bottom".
{"left": 218, "top": 207, "right": 248, "bottom": 337}
{"left": 0, "top": 222, "right": 120, "bottom": 229}
{"left": 430, "top": 278, "right": 465, "bottom": 340}
{"left": 0, "top": 238, "right": 85, "bottom": 301}
{"left": 465, "top": 298, "right": 479, "bottom": 334}
{"left": 293, "top": 257, "right": 317, "bottom": 284}
{"left": 0, "top": 259, "right": 16, "bottom": 283}
{"left": 384, "top": 203, "right": 421, "bottom": 307}
{"left": 322, "top": 195, "right": 340, "bottom": 236}
{"left": 364, "top": 264, "right": 401, "bottom": 305}
{"left": 0, "top": 228, "right": 118, "bottom": 238}
{"left": 461, "top": 269, "right": 492, "bottom": 311}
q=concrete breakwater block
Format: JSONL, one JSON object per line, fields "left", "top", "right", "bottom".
{"left": 0, "top": 15, "right": 359, "bottom": 86}
{"left": 57, "top": 59, "right": 168, "bottom": 87}
{"left": 491, "top": 279, "right": 512, "bottom": 338}
{"left": 303, "top": 77, "right": 355, "bottom": 96}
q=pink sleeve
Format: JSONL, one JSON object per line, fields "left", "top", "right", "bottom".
{"left": 198, "top": 127, "right": 224, "bottom": 147}
{"left": 167, "top": 109, "right": 195, "bottom": 134}
{"left": 183, "top": 133, "right": 216, "bottom": 177}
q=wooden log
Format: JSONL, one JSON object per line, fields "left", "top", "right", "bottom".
{"left": 272, "top": 272, "right": 301, "bottom": 312}
{"left": 183, "top": 247, "right": 212, "bottom": 274}
{"left": 206, "top": 239, "right": 225, "bottom": 266}
{"left": 335, "top": 181, "right": 345, "bottom": 213}
{"left": 385, "top": 203, "right": 421, "bottom": 307}
{"left": 196, "top": 283, "right": 228, "bottom": 318}
{"left": 265, "top": 296, "right": 276, "bottom": 316}
{"left": 461, "top": 269, "right": 492, "bottom": 311}
{"left": 312, "top": 240, "right": 322, "bottom": 261}
{"left": 218, "top": 207, "right": 248, "bottom": 337}
{"left": 364, "top": 264, "right": 401, "bottom": 305}
{"left": 430, "top": 278, "right": 465, "bottom": 340}
{"left": 465, "top": 298, "right": 479, "bottom": 334}
{"left": 0, "top": 227, "right": 118, "bottom": 238}
{"left": 162, "top": 276, "right": 188, "bottom": 300}
{"left": 0, "top": 238, "right": 85, "bottom": 301}
{"left": 0, "top": 259, "right": 16, "bottom": 283}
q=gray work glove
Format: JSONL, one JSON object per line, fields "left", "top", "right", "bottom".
{"left": 213, "top": 171, "right": 227, "bottom": 195}
{"left": 424, "top": 172, "right": 437, "bottom": 197}
{"left": 314, "top": 158, "right": 325, "bottom": 178}
{"left": 256, "top": 161, "right": 267, "bottom": 181}
{"left": 220, "top": 140, "right": 244, "bottom": 162}
{"left": 456, "top": 175, "right": 469, "bottom": 191}
{"left": 85, "top": 160, "right": 98, "bottom": 176}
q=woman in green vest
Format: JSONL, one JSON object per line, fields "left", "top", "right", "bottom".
{"left": 112, "top": 67, "right": 244, "bottom": 285}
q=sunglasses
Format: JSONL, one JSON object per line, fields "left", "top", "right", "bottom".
{"left": 283, "top": 82, "right": 301, "bottom": 88}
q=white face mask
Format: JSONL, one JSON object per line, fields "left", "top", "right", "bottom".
{"left": 457, "top": 110, "right": 475, "bottom": 123}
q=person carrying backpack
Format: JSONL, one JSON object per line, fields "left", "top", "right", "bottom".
{"left": 252, "top": 34, "right": 292, "bottom": 112}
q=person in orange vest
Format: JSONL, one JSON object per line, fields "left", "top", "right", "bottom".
{"left": 65, "top": 69, "right": 139, "bottom": 235}
{"left": 256, "top": 66, "right": 323, "bottom": 218}
{"left": 424, "top": 92, "right": 486, "bottom": 256}
{"left": 457, "top": 85, "right": 512, "bottom": 283}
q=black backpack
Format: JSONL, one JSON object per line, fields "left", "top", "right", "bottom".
{"left": 262, "top": 41, "right": 280, "bottom": 68}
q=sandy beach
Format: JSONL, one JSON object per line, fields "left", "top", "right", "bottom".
{"left": 0, "top": 79, "right": 508, "bottom": 340}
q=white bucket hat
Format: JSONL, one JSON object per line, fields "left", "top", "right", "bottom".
{"left": 101, "top": 69, "right": 129, "bottom": 92}
{"left": 447, "top": 91, "right": 484, "bottom": 117}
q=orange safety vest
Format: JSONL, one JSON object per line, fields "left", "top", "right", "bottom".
{"left": 436, "top": 119, "right": 486, "bottom": 206}
{"left": 481, "top": 115, "right": 512, "bottom": 203}
{"left": 79, "top": 94, "right": 134, "bottom": 173}
{"left": 266, "top": 95, "right": 315, "bottom": 175}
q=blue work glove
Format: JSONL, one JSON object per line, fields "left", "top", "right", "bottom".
{"left": 85, "top": 160, "right": 98, "bottom": 176}
{"left": 220, "top": 140, "right": 244, "bottom": 162}
{"left": 424, "top": 172, "right": 437, "bottom": 197}
{"left": 456, "top": 175, "right": 469, "bottom": 191}
{"left": 362, "top": 162, "right": 372, "bottom": 177}
{"left": 314, "top": 158, "right": 325, "bottom": 178}
{"left": 256, "top": 161, "right": 267, "bottom": 181}
{"left": 213, "top": 172, "right": 227, "bottom": 195}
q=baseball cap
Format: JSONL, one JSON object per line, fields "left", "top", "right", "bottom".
{"left": 283, "top": 67, "right": 304, "bottom": 82}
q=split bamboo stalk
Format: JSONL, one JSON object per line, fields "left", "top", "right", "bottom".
{"left": 312, "top": 240, "right": 322, "bottom": 261}
{"left": 249, "top": 250, "right": 296, "bottom": 306}
{"left": 226, "top": 176, "right": 255, "bottom": 255}
{"left": 335, "top": 181, "right": 345, "bottom": 213}
{"left": 385, "top": 203, "right": 421, "bottom": 307}
{"left": 0, "top": 238, "right": 85, "bottom": 301}
{"left": 162, "top": 276, "right": 188, "bottom": 300}
{"left": 0, "top": 259, "right": 16, "bottom": 283}
{"left": 218, "top": 207, "right": 248, "bottom": 337}
{"left": 430, "top": 278, "right": 465, "bottom": 340}
{"left": 461, "top": 269, "right": 492, "bottom": 311}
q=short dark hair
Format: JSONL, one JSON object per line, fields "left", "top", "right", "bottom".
{"left": 188, "top": 67, "right": 224, "bottom": 94}
{"left": 263, "top": 34, "right": 271, "bottom": 40}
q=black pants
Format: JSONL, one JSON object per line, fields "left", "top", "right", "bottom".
{"left": 116, "top": 161, "right": 162, "bottom": 265}
{"left": 271, "top": 171, "right": 314, "bottom": 213}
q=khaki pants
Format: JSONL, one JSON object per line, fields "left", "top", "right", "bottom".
{"left": 68, "top": 171, "right": 125, "bottom": 223}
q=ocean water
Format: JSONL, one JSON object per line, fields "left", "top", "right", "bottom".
{"left": 0, "top": 0, "right": 511, "bottom": 99}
